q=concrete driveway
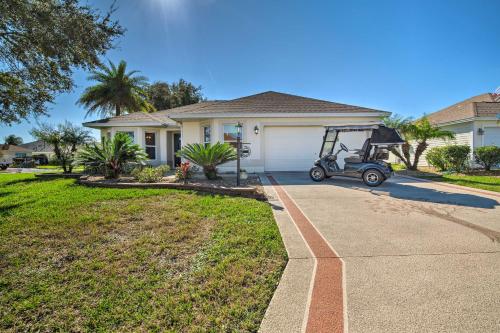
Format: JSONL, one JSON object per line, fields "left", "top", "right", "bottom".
{"left": 263, "top": 173, "right": 500, "bottom": 333}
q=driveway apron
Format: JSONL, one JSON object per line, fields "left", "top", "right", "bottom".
{"left": 267, "top": 172, "right": 500, "bottom": 333}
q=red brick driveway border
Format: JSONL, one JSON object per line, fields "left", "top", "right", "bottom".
{"left": 267, "top": 175, "right": 347, "bottom": 333}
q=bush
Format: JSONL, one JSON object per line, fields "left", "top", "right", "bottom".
{"left": 442, "top": 145, "right": 470, "bottom": 172}
{"left": 176, "top": 143, "right": 237, "bottom": 180}
{"left": 75, "top": 133, "right": 147, "bottom": 179}
{"left": 426, "top": 145, "right": 471, "bottom": 172}
{"left": 132, "top": 165, "right": 170, "bottom": 183}
{"left": 426, "top": 147, "right": 447, "bottom": 171}
{"left": 474, "top": 146, "right": 500, "bottom": 171}
{"left": 175, "top": 162, "right": 196, "bottom": 183}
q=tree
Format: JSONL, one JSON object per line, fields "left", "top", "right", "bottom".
{"left": 4, "top": 134, "right": 23, "bottom": 145}
{"left": 384, "top": 115, "right": 455, "bottom": 170}
{"left": 78, "top": 60, "right": 154, "bottom": 118}
{"left": 31, "top": 122, "right": 91, "bottom": 173}
{"left": 146, "top": 79, "right": 204, "bottom": 111}
{"left": 176, "top": 142, "right": 237, "bottom": 179}
{"left": 0, "top": 0, "right": 123, "bottom": 125}
{"left": 75, "top": 132, "right": 147, "bottom": 179}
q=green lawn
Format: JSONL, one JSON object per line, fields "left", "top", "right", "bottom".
{"left": 420, "top": 174, "right": 500, "bottom": 193}
{"left": 0, "top": 174, "right": 286, "bottom": 332}
{"left": 36, "top": 165, "right": 85, "bottom": 172}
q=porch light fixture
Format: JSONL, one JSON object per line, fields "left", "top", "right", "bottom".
{"left": 477, "top": 128, "right": 484, "bottom": 135}
{"left": 236, "top": 122, "right": 243, "bottom": 134}
{"left": 254, "top": 125, "right": 259, "bottom": 135}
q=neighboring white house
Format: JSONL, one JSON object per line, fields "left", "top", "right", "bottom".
{"left": 0, "top": 144, "right": 33, "bottom": 166}
{"left": 19, "top": 140, "right": 56, "bottom": 164}
{"left": 405, "top": 93, "right": 500, "bottom": 167}
{"left": 83, "top": 91, "right": 389, "bottom": 172}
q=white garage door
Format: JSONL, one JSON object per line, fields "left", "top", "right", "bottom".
{"left": 264, "top": 126, "right": 324, "bottom": 171}
{"left": 263, "top": 126, "right": 369, "bottom": 171}
{"left": 483, "top": 127, "right": 500, "bottom": 146}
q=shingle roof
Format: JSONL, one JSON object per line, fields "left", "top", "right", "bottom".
{"left": 19, "top": 140, "right": 54, "bottom": 153}
{"left": 83, "top": 101, "right": 221, "bottom": 127}
{"left": 84, "top": 91, "right": 387, "bottom": 127}
{"left": 1, "top": 144, "right": 32, "bottom": 152}
{"left": 427, "top": 93, "right": 500, "bottom": 125}
{"left": 169, "top": 91, "right": 387, "bottom": 118}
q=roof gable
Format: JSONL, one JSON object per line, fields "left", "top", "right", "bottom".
{"left": 84, "top": 91, "right": 387, "bottom": 128}
{"left": 427, "top": 93, "right": 500, "bottom": 124}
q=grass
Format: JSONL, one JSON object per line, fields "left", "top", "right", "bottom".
{"left": 419, "top": 173, "right": 500, "bottom": 193}
{"left": 394, "top": 164, "right": 500, "bottom": 192}
{"left": 36, "top": 165, "right": 85, "bottom": 172}
{"left": 0, "top": 173, "right": 287, "bottom": 332}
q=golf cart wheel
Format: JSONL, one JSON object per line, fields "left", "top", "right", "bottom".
{"left": 363, "top": 169, "right": 384, "bottom": 187}
{"left": 309, "top": 167, "right": 326, "bottom": 182}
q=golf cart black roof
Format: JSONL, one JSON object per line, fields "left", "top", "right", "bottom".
{"left": 370, "top": 125, "right": 405, "bottom": 145}
{"left": 324, "top": 124, "right": 405, "bottom": 145}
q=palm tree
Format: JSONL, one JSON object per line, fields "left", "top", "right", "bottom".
{"left": 384, "top": 115, "right": 455, "bottom": 170}
{"left": 78, "top": 60, "right": 155, "bottom": 118}
{"left": 75, "top": 132, "right": 147, "bottom": 178}
{"left": 4, "top": 134, "right": 23, "bottom": 145}
{"left": 176, "top": 143, "right": 237, "bottom": 179}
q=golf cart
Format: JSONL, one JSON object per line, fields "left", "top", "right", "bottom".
{"left": 309, "top": 124, "right": 404, "bottom": 186}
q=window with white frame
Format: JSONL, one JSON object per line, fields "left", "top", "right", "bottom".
{"left": 223, "top": 124, "right": 240, "bottom": 148}
{"left": 144, "top": 132, "right": 156, "bottom": 160}
{"left": 203, "top": 126, "right": 211, "bottom": 146}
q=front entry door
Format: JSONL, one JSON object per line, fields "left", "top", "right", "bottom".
{"left": 173, "top": 133, "right": 181, "bottom": 167}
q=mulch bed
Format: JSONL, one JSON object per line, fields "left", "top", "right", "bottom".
{"left": 78, "top": 174, "right": 266, "bottom": 200}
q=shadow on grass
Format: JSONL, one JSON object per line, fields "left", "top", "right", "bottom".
{"left": 2, "top": 177, "right": 57, "bottom": 186}
{"left": 0, "top": 201, "right": 36, "bottom": 218}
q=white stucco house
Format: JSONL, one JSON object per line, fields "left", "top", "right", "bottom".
{"left": 83, "top": 91, "right": 389, "bottom": 172}
{"left": 410, "top": 93, "right": 500, "bottom": 167}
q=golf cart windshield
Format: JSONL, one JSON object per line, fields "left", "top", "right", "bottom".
{"left": 319, "top": 124, "right": 404, "bottom": 157}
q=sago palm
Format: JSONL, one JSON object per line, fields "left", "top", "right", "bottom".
{"left": 78, "top": 60, "right": 155, "bottom": 118}
{"left": 176, "top": 142, "right": 237, "bottom": 179}
{"left": 75, "top": 132, "right": 147, "bottom": 178}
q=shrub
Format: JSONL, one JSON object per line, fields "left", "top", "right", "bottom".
{"left": 426, "top": 146, "right": 447, "bottom": 171}
{"left": 176, "top": 142, "right": 237, "bottom": 180}
{"left": 75, "top": 132, "right": 147, "bottom": 179}
{"left": 474, "top": 146, "right": 500, "bottom": 171}
{"left": 442, "top": 145, "right": 470, "bottom": 172}
{"left": 175, "top": 162, "right": 195, "bottom": 183}
{"left": 426, "top": 145, "right": 471, "bottom": 172}
{"left": 132, "top": 165, "right": 170, "bottom": 183}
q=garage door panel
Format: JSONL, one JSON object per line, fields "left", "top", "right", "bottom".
{"left": 263, "top": 126, "right": 369, "bottom": 171}
{"left": 264, "top": 127, "right": 323, "bottom": 171}
{"left": 484, "top": 127, "right": 500, "bottom": 146}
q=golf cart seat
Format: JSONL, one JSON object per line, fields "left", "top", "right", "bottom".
{"left": 344, "top": 138, "right": 371, "bottom": 164}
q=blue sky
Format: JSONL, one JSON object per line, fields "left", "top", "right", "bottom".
{"left": 2, "top": 0, "right": 500, "bottom": 142}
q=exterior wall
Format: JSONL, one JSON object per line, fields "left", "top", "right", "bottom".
{"left": 100, "top": 126, "right": 179, "bottom": 166}
{"left": 0, "top": 150, "right": 33, "bottom": 164}
{"left": 473, "top": 120, "right": 500, "bottom": 149}
{"left": 179, "top": 116, "right": 382, "bottom": 173}
{"left": 412, "top": 122, "right": 473, "bottom": 167}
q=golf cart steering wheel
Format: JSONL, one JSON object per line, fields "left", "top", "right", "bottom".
{"left": 340, "top": 143, "right": 348, "bottom": 152}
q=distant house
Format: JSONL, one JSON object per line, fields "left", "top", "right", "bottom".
{"left": 20, "top": 140, "right": 55, "bottom": 161}
{"left": 83, "top": 91, "right": 389, "bottom": 172}
{"left": 0, "top": 144, "right": 33, "bottom": 167}
{"left": 400, "top": 93, "right": 500, "bottom": 167}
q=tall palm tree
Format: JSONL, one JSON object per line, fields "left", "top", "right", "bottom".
{"left": 78, "top": 60, "right": 155, "bottom": 118}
